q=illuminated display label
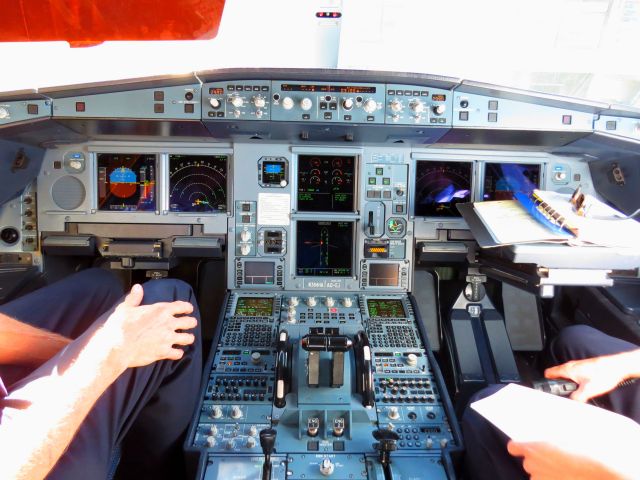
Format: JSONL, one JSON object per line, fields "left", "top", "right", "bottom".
{"left": 367, "top": 299, "right": 406, "bottom": 318}
{"left": 280, "top": 84, "right": 376, "bottom": 94}
{"left": 209, "top": 87, "right": 224, "bottom": 95}
{"left": 432, "top": 94, "right": 446, "bottom": 101}
{"left": 235, "top": 297, "right": 274, "bottom": 316}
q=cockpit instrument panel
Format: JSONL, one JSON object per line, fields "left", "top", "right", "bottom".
{"left": 169, "top": 154, "right": 227, "bottom": 213}
{"left": 97, "top": 153, "right": 157, "bottom": 211}
{"left": 414, "top": 160, "right": 472, "bottom": 217}
{"left": 295, "top": 220, "right": 354, "bottom": 277}
{"left": 297, "top": 155, "right": 355, "bottom": 212}
{"left": 482, "top": 162, "right": 541, "bottom": 200}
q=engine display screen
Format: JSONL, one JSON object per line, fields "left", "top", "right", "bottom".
{"left": 296, "top": 221, "right": 353, "bottom": 277}
{"left": 483, "top": 162, "right": 540, "bottom": 201}
{"left": 97, "top": 153, "right": 156, "bottom": 211}
{"left": 414, "top": 161, "right": 472, "bottom": 217}
{"left": 367, "top": 299, "right": 406, "bottom": 318}
{"left": 243, "top": 261, "right": 275, "bottom": 285}
{"left": 169, "top": 154, "right": 227, "bottom": 212}
{"left": 297, "top": 155, "right": 355, "bottom": 212}
{"left": 368, "top": 263, "right": 399, "bottom": 287}
{"left": 235, "top": 297, "right": 274, "bottom": 317}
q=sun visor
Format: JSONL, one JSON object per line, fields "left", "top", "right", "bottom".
{"left": 0, "top": 139, "right": 45, "bottom": 206}
{"left": 1, "top": 0, "right": 226, "bottom": 46}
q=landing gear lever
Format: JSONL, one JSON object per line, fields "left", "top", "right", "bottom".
{"left": 373, "top": 429, "right": 399, "bottom": 480}
{"left": 260, "top": 427, "right": 277, "bottom": 480}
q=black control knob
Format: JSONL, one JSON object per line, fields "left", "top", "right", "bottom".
{"left": 0, "top": 227, "right": 19, "bottom": 245}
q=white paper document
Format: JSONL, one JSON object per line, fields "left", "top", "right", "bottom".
{"left": 471, "top": 384, "right": 640, "bottom": 472}
{"left": 257, "top": 193, "right": 291, "bottom": 226}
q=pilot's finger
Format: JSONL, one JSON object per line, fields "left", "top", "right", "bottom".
{"left": 124, "top": 284, "right": 144, "bottom": 307}
{"left": 173, "top": 332, "right": 196, "bottom": 346}
{"left": 543, "top": 364, "right": 571, "bottom": 380}
{"left": 507, "top": 440, "right": 526, "bottom": 457}
{"left": 569, "top": 385, "right": 591, "bottom": 403}
{"left": 174, "top": 315, "right": 198, "bottom": 331}
{"left": 166, "top": 300, "right": 194, "bottom": 315}
{"left": 166, "top": 348, "right": 185, "bottom": 361}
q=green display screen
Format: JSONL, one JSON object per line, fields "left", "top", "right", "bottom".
{"left": 235, "top": 297, "right": 273, "bottom": 316}
{"left": 367, "top": 299, "right": 406, "bottom": 318}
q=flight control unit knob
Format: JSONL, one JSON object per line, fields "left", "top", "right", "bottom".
{"left": 230, "top": 95, "right": 244, "bottom": 108}
{"left": 319, "top": 458, "right": 335, "bottom": 476}
{"left": 253, "top": 96, "right": 266, "bottom": 108}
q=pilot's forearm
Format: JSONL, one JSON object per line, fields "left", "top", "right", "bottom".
{"left": 0, "top": 321, "right": 126, "bottom": 480}
{"left": 0, "top": 313, "right": 71, "bottom": 365}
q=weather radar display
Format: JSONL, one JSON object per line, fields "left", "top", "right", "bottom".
{"left": 414, "top": 161, "right": 472, "bottom": 217}
{"left": 169, "top": 155, "right": 227, "bottom": 213}
{"left": 97, "top": 153, "right": 157, "bottom": 211}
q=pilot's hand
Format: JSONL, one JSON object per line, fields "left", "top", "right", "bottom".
{"left": 104, "top": 283, "right": 197, "bottom": 369}
{"left": 544, "top": 356, "right": 626, "bottom": 403}
{"left": 507, "top": 441, "right": 626, "bottom": 480}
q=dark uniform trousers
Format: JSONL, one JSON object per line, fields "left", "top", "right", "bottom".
{"left": 0, "top": 268, "right": 203, "bottom": 480}
{"left": 461, "top": 324, "right": 640, "bottom": 480}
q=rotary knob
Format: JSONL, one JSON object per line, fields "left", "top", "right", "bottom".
{"left": 253, "top": 96, "right": 266, "bottom": 108}
{"left": 211, "top": 406, "right": 223, "bottom": 419}
{"left": 240, "top": 230, "right": 251, "bottom": 242}
{"left": 282, "top": 97, "right": 294, "bottom": 110}
{"left": 342, "top": 297, "right": 352, "bottom": 308}
{"left": 289, "top": 296, "right": 299, "bottom": 307}
{"left": 410, "top": 99, "right": 425, "bottom": 113}
{"left": 206, "top": 435, "right": 216, "bottom": 448}
{"left": 406, "top": 353, "right": 418, "bottom": 367}
{"left": 240, "top": 244, "right": 251, "bottom": 256}
{"left": 250, "top": 352, "right": 262, "bottom": 365}
{"left": 325, "top": 297, "right": 335, "bottom": 307}
{"left": 342, "top": 98, "right": 354, "bottom": 110}
{"left": 230, "top": 95, "right": 244, "bottom": 108}
{"left": 249, "top": 425, "right": 258, "bottom": 437}
{"left": 209, "top": 425, "right": 218, "bottom": 436}
{"left": 319, "top": 458, "right": 335, "bottom": 477}
{"left": 246, "top": 436, "right": 257, "bottom": 448}
{"left": 0, "top": 107, "right": 9, "bottom": 119}
{"left": 432, "top": 104, "right": 446, "bottom": 116}
{"left": 231, "top": 405, "right": 243, "bottom": 419}
{"left": 306, "top": 296, "right": 317, "bottom": 307}
{"left": 387, "top": 406, "right": 400, "bottom": 420}
{"left": 300, "top": 97, "right": 313, "bottom": 111}
{"left": 389, "top": 99, "right": 403, "bottom": 113}
{"left": 363, "top": 99, "right": 378, "bottom": 114}
{"left": 209, "top": 98, "right": 221, "bottom": 109}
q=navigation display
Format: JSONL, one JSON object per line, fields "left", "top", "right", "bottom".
{"left": 367, "top": 299, "right": 406, "bottom": 318}
{"left": 169, "top": 154, "right": 227, "bottom": 212}
{"left": 483, "top": 162, "right": 540, "bottom": 200}
{"left": 414, "top": 161, "right": 472, "bottom": 217}
{"left": 97, "top": 153, "right": 157, "bottom": 211}
{"left": 235, "top": 297, "right": 274, "bottom": 317}
{"left": 297, "top": 155, "right": 355, "bottom": 212}
{"left": 368, "top": 263, "right": 399, "bottom": 287}
{"left": 244, "top": 262, "right": 275, "bottom": 285}
{"left": 296, "top": 221, "right": 353, "bottom": 277}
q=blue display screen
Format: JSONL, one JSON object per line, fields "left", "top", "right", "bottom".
{"left": 265, "top": 164, "right": 282, "bottom": 174}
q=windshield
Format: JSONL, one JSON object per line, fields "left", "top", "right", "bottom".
{"left": 1, "top": 0, "right": 639, "bottom": 108}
